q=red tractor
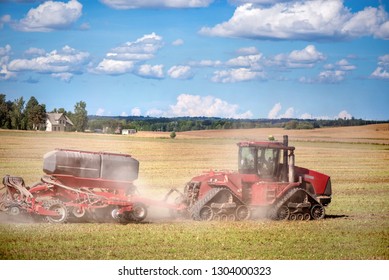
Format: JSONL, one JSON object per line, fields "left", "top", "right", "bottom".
{"left": 176, "top": 135, "right": 332, "bottom": 221}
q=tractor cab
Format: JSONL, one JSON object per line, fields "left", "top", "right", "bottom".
{"left": 238, "top": 136, "right": 295, "bottom": 182}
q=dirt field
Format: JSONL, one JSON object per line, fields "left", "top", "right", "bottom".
{"left": 0, "top": 124, "right": 388, "bottom": 259}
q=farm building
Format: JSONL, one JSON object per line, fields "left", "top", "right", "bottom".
{"left": 122, "top": 129, "right": 137, "bottom": 135}
{"left": 46, "top": 113, "right": 74, "bottom": 132}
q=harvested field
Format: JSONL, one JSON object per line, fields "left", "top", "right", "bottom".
{"left": 0, "top": 125, "right": 388, "bottom": 259}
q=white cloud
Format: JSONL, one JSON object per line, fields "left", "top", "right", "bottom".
{"left": 168, "top": 65, "right": 194, "bottom": 79}
{"left": 168, "top": 94, "right": 253, "bottom": 118}
{"left": 109, "top": 33, "right": 163, "bottom": 60}
{"left": 336, "top": 59, "right": 356, "bottom": 71}
{"left": 120, "top": 111, "right": 128, "bottom": 117}
{"left": 337, "top": 110, "right": 352, "bottom": 119}
{"left": 51, "top": 72, "right": 73, "bottom": 82}
{"left": 300, "top": 57, "right": 355, "bottom": 83}
{"left": 212, "top": 68, "right": 265, "bottom": 83}
{"left": 267, "top": 103, "right": 282, "bottom": 119}
{"left": 268, "top": 103, "right": 294, "bottom": 119}
{"left": 13, "top": 0, "right": 82, "bottom": 32}
{"left": 300, "top": 113, "right": 313, "bottom": 119}
{"left": 172, "top": 39, "right": 184, "bottom": 46}
{"left": 101, "top": 0, "right": 214, "bottom": 9}
{"left": 131, "top": 107, "right": 141, "bottom": 116}
{"left": 189, "top": 59, "right": 223, "bottom": 67}
{"left": 0, "top": 45, "right": 11, "bottom": 57}
{"left": 0, "top": 44, "right": 16, "bottom": 80}
{"left": 271, "top": 45, "right": 325, "bottom": 68}
{"left": 236, "top": 46, "right": 259, "bottom": 55}
{"left": 146, "top": 108, "right": 165, "bottom": 117}
{"left": 136, "top": 64, "right": 164, "bottom": 79}
{"left": 96, "top": 108, "right": 105, "bottom": 116}
{"left": 226, "top": 54, "right": 263, "bottom": 69}
{"left": 200, "top": 1, "right": 389, "bottom": 41}
{"left": 370, "top": 67, "right": 389, "bottom": 79}
{"left": 279, "top": 107, "right": 295, "bottom": 118}
{"left": 24, "top": 47, "right": 46, "bottom": 57}
{"left": 317, "top": 70, "right": 346, "bottom": 83}
{"left": 94, "top": 59, "right": 134, "bottom": 75}
{"left": 94, "top": 33, "right": 163, "bottom": 75}
{"left": 8, "top": 45, "right": 90, "bottom": 79}
{"left": 370, "top": 54, "right": 389, "bottom": 80}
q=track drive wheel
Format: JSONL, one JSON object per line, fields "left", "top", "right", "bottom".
{"left": 235, "top": 205, "right": 250, "bottom": 221}
{"left": 276, "top": 205, "right": 290, "bottom": 221}
{"left": 199, "top": 205, "right": 214, "bottom": 221}
{"left": 43, "top": 199, "right": 69, "bottom": 223}
{"left": 311, "top": 204, "right": 325, "bottom": 220}
{"left": 129, "top": 203, "right": 148, "bottom": 222}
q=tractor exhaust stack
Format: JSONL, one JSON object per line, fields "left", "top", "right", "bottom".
{"left": 283, "top": 135, "right": 289, "bottom": 182}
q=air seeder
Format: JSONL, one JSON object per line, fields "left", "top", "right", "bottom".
{"left": 0, "top": 149, "right": 175, "bottom": 223}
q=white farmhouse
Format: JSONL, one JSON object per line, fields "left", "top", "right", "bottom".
{"left": 46, "top": 113, "right": 74, "bottom": 132}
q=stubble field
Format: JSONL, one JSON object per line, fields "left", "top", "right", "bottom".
{"left": 0, "top": 124, "right": 388, "bottom": 259}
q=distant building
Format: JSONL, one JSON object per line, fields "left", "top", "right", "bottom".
{"left": 46, "top": 113, "right": 74, "bottom": 132}
{"left": 122, "top": 129, "right": 137, "bottom": 135}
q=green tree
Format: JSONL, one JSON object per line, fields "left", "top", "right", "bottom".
{"left": 0, "top": 94, "right": 12, "bottom": 128}
{"left": 24, "top": 96, "right": 46, "bottom": 130}
{"left": 10, "top": 97, "right": 25, "bottom": 130}
{"left": 71, "top": 101, "right": 88, "bottom": 132}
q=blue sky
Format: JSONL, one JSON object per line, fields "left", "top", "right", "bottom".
{"left": 0, "top": 0, "right": 388, "bottom": 120}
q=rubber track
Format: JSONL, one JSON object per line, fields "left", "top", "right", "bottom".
{"left": 268, "top": 188, "right": 321, "bottom": 220}
{"left": 189, "top": 187, "right": 223, "bottom": 221}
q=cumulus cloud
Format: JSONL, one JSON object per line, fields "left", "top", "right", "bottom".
{"left": 212, "top": 68, "right": 265, "bottom": 83}
{"left": 172, "top": 39, "right": 184, "bottom": 46}
{"left": 96, "top": 108, "right": 105, "bottom": 116}
{"left": 24, "top": 47, "right": 46, "bottom": 57}
{"left": 226, "top": 53, "right": 263, "bottom": 69}
{"left": 267, "top": 103, "right": 294, "bottom": 119}
{"left": 270, "top": 103, "right": 352, "bottom": 120}
{"left": 268, "top": 103, "right": 282, "bottom": 119}
{"left": 189, "top": 45, "right": 327, "bottom": 83}
{"left": 146, "top": 108, "right": 165, "bottom": 117}
{"left": 168, "top": 94, "right": 253, "bottom": 118}
{"left": 94, "top": 33, "right": 163, "bottom": 76}
{"left": 136, "top": 64, "right": 164, "bottom": 79}
{"left": 101, "top": 0, "right": 214, "bottom": 9}
{"left": 189, "top": 59, "right": 223, "bottom": 67}
{"left": 8, "top": 45, "right": 90, "bottom": 80}
{"left": 0, "top": 44, "right": 16, "bottom": 81}
{"left": 271, "top": 45, "right": 326, "bottom": 68}
{"left": 13, "top": 0, "right": 82, "bottom": 32}
{"left": 300, "top": 57, "right": 356, "bottom": 83}
{"left": 200, "top": 1, "right": 389, "bottom": 41}
{"left": 335, "top": 59, "right": 356, "bottom": 71}
{"left": 131, "top": 107, "right": 141, "bottom": 116}
{"left": 168, "top": 65, "right": 194, "bottom": 79}
{"left": 236, "top": 46, "right": 259, "bottom": 55}
{"left": 94, "top": 59, "right": 134, "bottom": 75}
{"left": 337, "top": 110, "right": 352, "bottom": 119}
{"left": 370, "top": 54, "right": 389, "bottom": 80}
{"left": 51, "top": 72, "right": 73, "bottom": 82}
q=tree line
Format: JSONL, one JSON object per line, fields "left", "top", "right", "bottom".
{"left": 0, "top": 94, "right": 88, "bottom": 132}
{"left": 89, "top": 115, "right": 386, "bottom": 133}
{"left": 1, "top": 93, "right": 386, "bottom": 133}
